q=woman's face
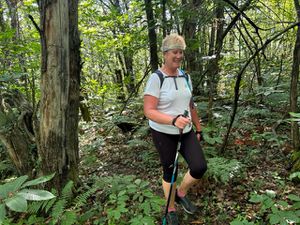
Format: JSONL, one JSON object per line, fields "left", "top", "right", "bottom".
{"left": 164, "top": 49, "right": 184, "bottom": 69}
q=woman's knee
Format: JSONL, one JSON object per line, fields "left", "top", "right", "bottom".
{"left": 162, "top": 165, "right": 178, "bottom": 182}
{"left": 190, "top": 162, "right": 207, "bottom": 179}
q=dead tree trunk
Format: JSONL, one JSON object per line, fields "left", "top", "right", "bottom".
{"left": 37, "top": 0, "right": 81, "bottom": 191}
{"left": 0, "top": 90, "right": 37, "bottom": 176}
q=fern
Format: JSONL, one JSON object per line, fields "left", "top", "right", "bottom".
{"left": 73, "top": 184, "right": 98, "bottom": 209}
{"left": 49, "top": 181, "right": 74, "bottom": 224}
{"left": 133, "top": 125, "right": 150, "bottom": 138}
{"left": 50, "top": 199, "right": 67, "bottom": 225}
{"left": 27, "top": 200, "right": 44, "bottom": 214}
{"left": 61, "top": 180, "right": 74, "bottom": 201}
{"left": 127, "top": 139, "right": 151, "bottom": 148}
{"left": 206, "top": 157, "right": 244, "bottom": 184}
{"left": 27, "top": 181, "right": 74, "bottom": 224}
{"left": 27, "top": 188, "right": 58, "bottom": 214}
{"left": 61, "top": 211, "right": 77, "bottom": 225}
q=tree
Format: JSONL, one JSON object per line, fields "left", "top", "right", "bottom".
{"left": 144, "top": 0, "right": 159, "bottom": 72}
{"left": 206, "top": 0, "right": 225, "bottom": 122}
{"left": 290, "top": 0, "right": 300, "bottom": 171}
{"left": 37, "top": 0, "right": 81, "bottom": 191}
{"left": 182, "top": 0, "right": 203, "bottom": 74}
{"left": 0, "top": 0, "right": 5, "bottom": 31}
{"left": 0, "top": 90, "right": 37, "bottom": 176}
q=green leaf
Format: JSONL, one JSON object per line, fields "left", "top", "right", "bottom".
{"left": 5, "top": 195, "right": 27, "bottom": 212}
{"left": 17, "top": 189, "right": 55, "bottom": 201}
{"left": 277, "top": 200, "right": 289, "bottom": 207}
{"left": 0, "top": 204, "right": 6, "bottom": 223}
{"left": 269, "top": 214, "right": 281, "bottom": 224}
{"left": 288, "top": 194, "right": 300, "bottom": 202}
{"left": 9, "top": 176, "right": 28, "bottom": 191}
{"left": 134, "top": 179, "right": 142, "bottom": 186}
{"left": 289, "top": 172, "right": 300, "bottom": 180}
{"left": 143, "top": 191, "right": 154, "bottom": 198}
{"left": 0, "top": 176, "right": 28, "bottom": 199}
{"left": 289, "top": 112, "right": 300, "bottom": 118}
{"left": 291, "top": 201, "right": 300, "bottom": 209}
{"left": 21, "top": 173, "right": 55, "bottom": 188}
{"left": 249, "top": 193, "right": 264, "bottom": 203}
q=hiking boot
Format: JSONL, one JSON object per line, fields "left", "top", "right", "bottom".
{"left": 175, "top": 190, "right": 198, "bottom": 214}
{"left": 166, "top": 211, "right": 179, "bottom": 225}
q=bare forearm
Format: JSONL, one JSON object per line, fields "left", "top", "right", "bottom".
{"left": 190, "top": 107, "right": 201, "bottom": 131}
{"left": 144, "top": 109, "right": 174, "bottom": 125}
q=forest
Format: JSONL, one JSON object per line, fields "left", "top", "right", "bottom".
{"left": 0, "top": 0, "right": 300, "bottom": 224}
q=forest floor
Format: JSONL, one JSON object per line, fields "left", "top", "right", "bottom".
{"left": 79, "top": 117, "right": 300, "bottom": 225}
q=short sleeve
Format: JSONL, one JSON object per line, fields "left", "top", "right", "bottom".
{"left": 188, "top": 74, "right": 193, "bottom": 92}
{"left": 144, "top": 73, "right": 161, "bottom": 98}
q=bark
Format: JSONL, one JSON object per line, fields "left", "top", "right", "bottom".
{"left": 115, "top": 68, "right": 125, "bottom": 100}
{"left": 0, "top": 0, "right": 5, "bottom": 31}
{"left": 144, "top": 0, "right": 159, "bottom": 71}
{"left": 37, "top": 0, "right": 81, "bottom": 191}
{"left": 123, "top": 47, "right": 135, "bottom": 92}
{"left": 0, "top": 90, "right": 37, "bottom": 176}
{"left": 206, "top": 1, "right": 224, "bottom": 123}
{"left": 182, "top": 0, "right": 203, "bottom": 73}
{"left": 5, "top": 0, "right": 19, "bottom": 39}
{"left": 291, "top": 0, "right": 300, "bottom": 171}
{"left": 114, "top": 0, "right": 135, "bottom": 93}
{"left": 161, "top": 0, "right": 167, "bottom": 37}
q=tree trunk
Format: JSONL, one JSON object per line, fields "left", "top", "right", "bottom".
{"left": 37, "top": 0, "right": 81, "bottom": 191}
{"left": 0, "top": 0, "right": 5, "bottom": 31}
{"left": 290, "top": 0, "right": 300, "bottom": 171}
{"left": 124, "top": 47, "right": 135, "bottom": 92}
{"left": 182, "top": 0, "right": 202, "bottom": 73}
{"left": 5, "top": 0, "right": 19, "bottom": 39}
{"left": 161, "top": 0, "right": 167, "bottom": 37}
{"left": 0, "top": 90, "right": 37, "bottom": 177}
{"left": 144, "top": 0, "right": 159, "bottom": 72}
{"left": 206, "top": 2, "right": 224, "bottom": 123}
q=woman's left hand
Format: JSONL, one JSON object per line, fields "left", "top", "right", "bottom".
{"left": 196, "top": 131, "right": 203, "bottom": 142}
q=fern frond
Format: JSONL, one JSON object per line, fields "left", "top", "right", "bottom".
{"left": 27, "top": 200, "right": 44, "bottom": 214}
{"left": 61, "top": 211, "right": 78, "bottom": 225}
{"left": 61, "top": 180, "right": 74, "bottom": 201}
{"left": 127, "top": 139, "right": 150, "bottom": 148}
{"left": 73, "top": 185, "right": 98, "bottom": 209}
{"left": 43, "top": 197, "right": 57, "bottom": 213}
{"left": 50, "top": 199, "right": 67, "bottom": 224}
{"left": 206, "top": 157, "right": 244, "bottom": 184}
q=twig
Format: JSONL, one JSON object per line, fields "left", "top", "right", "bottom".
{"left": 220, "top": 22, "right": 300, "bottom": 154}
{"left": 28, "top": 14, "right": 42, "bottom": 35}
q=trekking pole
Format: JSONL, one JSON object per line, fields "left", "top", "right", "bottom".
{"left": 162, "top": 110, "right": 188, "bottom": 225}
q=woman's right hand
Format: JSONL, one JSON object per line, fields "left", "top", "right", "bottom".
{"left": 173, "top": 115, "right": 191, "bottom": 130}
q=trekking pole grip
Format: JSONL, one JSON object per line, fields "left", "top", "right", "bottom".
{"left": 179, "top": 110, "right": 189, "bottom": 134}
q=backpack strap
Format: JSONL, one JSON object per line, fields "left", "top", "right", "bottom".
{"left": 179, "top": 69, "right": 191, "bottom": 91}
{"left": 154, "top": 69, "right": 165, "bottom": 88}
{"left": 155, "top": 69, "right": 195, "bottom": 109}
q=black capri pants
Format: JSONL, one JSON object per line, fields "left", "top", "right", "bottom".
{"left": 151, "top": 128, "right": 207, "bottom": 183}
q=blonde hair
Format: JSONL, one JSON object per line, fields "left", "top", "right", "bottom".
{"left": 161, "top": 33, "right": 186, "bottom": 52}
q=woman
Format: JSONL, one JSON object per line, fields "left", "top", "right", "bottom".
{"left": 143, "top": 33, "right": 207, "bottom": 224}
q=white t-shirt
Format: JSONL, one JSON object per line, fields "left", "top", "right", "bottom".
{"left": 144, "top": 69, "right": 193, "bottom": 135}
